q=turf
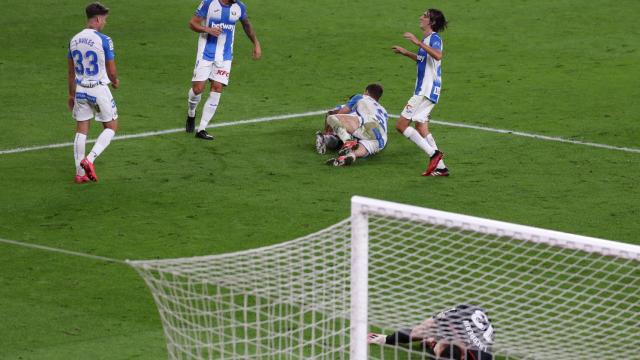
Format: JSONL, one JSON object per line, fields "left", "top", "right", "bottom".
{"left": 0, "top": 0, "right": 638, "bottom": 358}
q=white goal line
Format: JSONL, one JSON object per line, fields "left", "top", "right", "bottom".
{"left": 0, "top": 111, "right": 638, "bottom": 155}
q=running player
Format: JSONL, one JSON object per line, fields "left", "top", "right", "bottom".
{"left": 392, "top": 8, "right": 449, "bottom": 177}
{"left": 368, "top": 304, "right": 495, "bottom": 360}
{"left": 185, "top": 0, "right": 262, "bottom": 140}
{"left": 318, "top": 84, "right": 388, "bottom": 167}
{"left": 67, "top": 2, "right": 120, "bottom": 183}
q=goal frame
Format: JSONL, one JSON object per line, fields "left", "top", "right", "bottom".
{"left": 349, "top": 195, "right": 640, "bottom": 360}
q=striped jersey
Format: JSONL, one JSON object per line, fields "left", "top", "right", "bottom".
{"left": 195, "top": 0, "right": 247, "bottom": 62}
{"left": 345, "top": 94, "right": 388, "bottom": 148}
{"left": 414, "top": 32, "right": 443, "bottom": 103}
{"left": 68, "top": 29, "right": 115, "bottom": 84}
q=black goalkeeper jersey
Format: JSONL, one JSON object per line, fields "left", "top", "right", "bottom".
{"left": 432, "top": 304, "right": 496, "bottom": 353}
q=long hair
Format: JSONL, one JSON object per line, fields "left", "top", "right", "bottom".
{"left": 427, "top": 8, "right": 448, "bottom": 33}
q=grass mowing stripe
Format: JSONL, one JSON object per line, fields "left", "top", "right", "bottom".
{"left": 1, "top": 111, "right": 638, "bottom": 156}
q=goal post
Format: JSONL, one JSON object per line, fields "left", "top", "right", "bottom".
{"left": 128, "top": 196, "right": 639, "bottom": 360}
{"left": 350, "top": 196, "right": 639, "bottom": 360}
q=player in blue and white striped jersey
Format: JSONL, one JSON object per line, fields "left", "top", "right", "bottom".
{"left": 393, "top": 8, "right": 449, "bottom": 177}
{"left": 67, "top": 2, "right": 120, "bottom": 183}
{"left": 185, "top": 0, "right": 261, "bottom": 140}
{"left": 318, "top": 84, "right": 388, "bottom": 167}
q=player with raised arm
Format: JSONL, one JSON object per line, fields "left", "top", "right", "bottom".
{"left": 185, "top": 0, "right": 261, "bottom": 140}
{"left": 393, "top": 8, "right": 449, "bottom": 177}
{"left": 318, "top": 84, "right": 388, "bottom": 167}
{"left": 368, "top": 304, "right": 495, "bottom": 360}
{"left": 67, "top": 2, "right": 120, "bottom": 183}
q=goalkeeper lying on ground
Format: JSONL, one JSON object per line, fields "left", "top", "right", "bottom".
{"left": 367, "top": 304, "right": 495, "bottom": 360}
{"left": 315, "top": 83, "right": 389, "bottom": 166}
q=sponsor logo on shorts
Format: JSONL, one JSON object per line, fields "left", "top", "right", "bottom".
{"left": 216, "top": 69, "right": 229, "bottom": 77}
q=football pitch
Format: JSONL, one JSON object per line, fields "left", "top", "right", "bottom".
{"left": 1, "top": 0, "right": 638, "bottom": 358}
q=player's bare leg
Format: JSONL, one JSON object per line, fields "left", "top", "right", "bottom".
{"left": 195, "top": 81, "right": 223, "bottom": 140}
{"left": 186, "top": 80, "right": 206, "bottom": 133}
{"left": 74, "top": 120, "right": 90, "bottom": 183}
{"left": 81, "top": 119, "right": 118, "bottom": 182}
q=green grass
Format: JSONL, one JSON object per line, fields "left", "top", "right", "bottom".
{"left": 0, "top": 0, "right": 639, "bottom": 358}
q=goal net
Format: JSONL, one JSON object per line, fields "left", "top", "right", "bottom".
{"left": 128, "top": 196, "right": 639, "bottom": 360}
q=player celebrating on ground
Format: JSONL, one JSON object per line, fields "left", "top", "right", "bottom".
{"left": 392, "top": 8, "right": 449, "bottom": 177}
{"left": 368, "top": 304, "right": 495, "bottom": 360}
{"left": 67, "top": 2, "right": 120, "bottom": 183}
{"left": 317, "top": 84, "right": 388, "bottom": 167}
{"left": 185, "top": 0, "right": 262, "bottom": 140}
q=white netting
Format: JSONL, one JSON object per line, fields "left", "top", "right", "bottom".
{"left": 129, "top": 197, "right": 640, "bottom": 360}
{"left": 130, "top": 221, "right": 353, "bottom": 359}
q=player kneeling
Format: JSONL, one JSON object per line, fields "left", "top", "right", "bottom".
{"left": 316, "top": 84, "right": 388, "bottom": 167}
{"left": 368, "top": 304, "right": 495, "bottom": 360}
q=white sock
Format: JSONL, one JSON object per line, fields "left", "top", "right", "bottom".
{"left": 425, "top": 133, "right": 446, "bottom": 169}
{"left": 197, "top": 92, "right": 221, "bottom": 132}
{"left": 403, "top": 127, "right": 435, "bottom": 156}
{"left": 187, "top": 88, "right": 202, "bottom": 117}
{"left": 74, "top": 133, "right": 86, "bottom": 176}
{"left": 326, "top": 115, "right": 351, "bottom": 142}
{"left": 87, "top": 128, "right": 115, "bottom": 162}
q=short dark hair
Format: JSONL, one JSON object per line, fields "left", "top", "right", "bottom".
{"left": 427, "top": 8, "right": 447, "bottom": 33}
{"left": 365, "top": 83, "right": 383, "bottom": 101}
{"left": 86, "top": 2, "right": 109, "bottom": 19}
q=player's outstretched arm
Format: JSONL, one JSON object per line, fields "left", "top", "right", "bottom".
{"left": 105, "top": 60, "right": 119, "bottom": 89}
{"left": 403, "top": 32, "right": 443, "bottom": 61}
{"left": 240, "top": 17, "right": 261, "bottom": 60}
{"left": 67, "top": 58, "right": 76, "bottom": 111}
{"left": 392, "top": 46, "right": 418, "bottom": 61}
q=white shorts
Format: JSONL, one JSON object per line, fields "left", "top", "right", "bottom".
{"left": 400, "top": 95, "right": 436, "bottom": 123}
{"left": 73, "top": 84, "right": 118, "bottom": 122}
{"left": 192, "top": 59, "right": 232, "bottom": 85}
{"left": 353, "top": 120, "right": 386, "bottom": 156}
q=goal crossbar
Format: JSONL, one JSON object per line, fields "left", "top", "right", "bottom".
{"left": 128, "top": 196, "right": 639, "bottom": 360}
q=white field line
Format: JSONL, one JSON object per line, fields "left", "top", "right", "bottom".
{"left": 0, "top": 111, "right": 638, "bottom": 260}
{"left": 0, "top": 110, "right": 326, "bottom": 155}
{"left": 426, "top": 118, "right": 640, "bottom": 154}
{"left": 0, "top": 110, "right": 638, "bottom": 156}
